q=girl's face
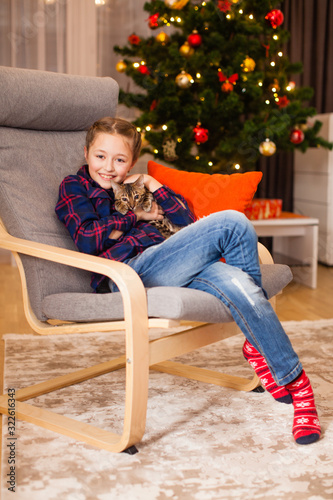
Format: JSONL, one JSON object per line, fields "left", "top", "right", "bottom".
{"left": 84, "top": 132, "right": 135, "bottom": 189}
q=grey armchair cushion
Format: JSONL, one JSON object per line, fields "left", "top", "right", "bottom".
{"left": 0, "top": 66, "right": 117, "bottom": 131}
{"left": 42, "top": 264, "right": 293, "bottom": 323}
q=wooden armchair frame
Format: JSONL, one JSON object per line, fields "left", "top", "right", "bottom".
{"left": 0, "top": 218, "right": 275, "bottom": 453}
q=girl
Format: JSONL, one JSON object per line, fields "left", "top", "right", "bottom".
{"left": 56, "top": 117, "right": 321, "bottom": 445}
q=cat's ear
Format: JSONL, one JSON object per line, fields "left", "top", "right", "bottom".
{"left": 110, "top": 179, "right": 121, "bottom": 194}
{"left": 134, "top": 174, "right": 145, "bottom": 188}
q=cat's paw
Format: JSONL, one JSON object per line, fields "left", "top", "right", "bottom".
{"left": 142, "top": 201, "right": 153, "bottom": 212}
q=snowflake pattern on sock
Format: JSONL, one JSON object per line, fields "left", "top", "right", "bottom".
{"left": 243, "top": 340, "right": 292, "bottom": 404}
{"left": 287, "top": 370, "right": 321, "bottom": 445}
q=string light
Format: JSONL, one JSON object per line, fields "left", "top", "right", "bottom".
{"left": 154, "top": 149, "right": 159, "bottom": 154}
{"left": 177, "top": 138, "right": 182, "bottom": 143}
{"left": 270, "top": 61, "right": 276, "bottom": 67}
{"left": 265, "top": 99, "right": 270, "bottom": 105}
{"left": 273, "top": 35, "right": 279, "bottom": 40}
{"left": 234, "top": 163, "right": 241, "bottom": 170}
{"left": 208, "top": 161, "right": 213, "bottom": 167}
{"left": 133, "top": 62, "right": 140, "bottom": 68}
{"left": 162, "top": 125, "right": 168, "bottom": 131}
{"left": 145, "top": 125, "right": 152, "bottom": 131}
{"left": 95, "top": 0, "right": 105, "bottom": 5}
{"left": 278, "top": 51, "right": 283, "bottom": 57}
{"left": 196, "top": 73, "right": 202, "bottom": 79}
{"left": 195, "top": 156, "right": 200, "bottom": 160}
{"left": 248, "top": 14, "right": 254, "bottom": 20}
{"left": 258, "top": 81, "right": 263, "bottom": 87}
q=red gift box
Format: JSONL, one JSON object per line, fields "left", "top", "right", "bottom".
{"left": 245, "top": 199, "right": 282, "bottom": 220}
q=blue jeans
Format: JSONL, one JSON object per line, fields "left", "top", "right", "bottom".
{"left": 120, "top": 210, "right": 302, "bottom": 386}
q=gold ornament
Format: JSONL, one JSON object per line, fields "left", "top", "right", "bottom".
{"left": 269, "top": 78, "right": 280, "bottom": 93}
{"left": 155, "top": 32, "right": 170, "bottom": 44}
{"left": 175, "top": 70, "right": 193, "bottom": 88}
{"left": 179, "top": 41, "right": 194, "bottom": 57}
{"left": 116, "top": 60, "right": 127, "bottom": 73}
{"left": 259, "top": 138, "right": 276, "bottom": 157}
{"left": 165, "top": 0, "right": 190, "bottom": 8}
{"left": 241, "top": 56, "right": 256, "bottom": 72}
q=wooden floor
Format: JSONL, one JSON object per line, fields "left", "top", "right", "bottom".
{"left": 0, "top": 261, "right": 332, "bottom": 338}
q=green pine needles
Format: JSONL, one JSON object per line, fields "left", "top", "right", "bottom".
{"left": 114, "top": 0, "right": 332, "bottom": 173}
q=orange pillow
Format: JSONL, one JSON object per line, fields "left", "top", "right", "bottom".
{"left": 148, "top": 161, "right": 263, "bottom": 219}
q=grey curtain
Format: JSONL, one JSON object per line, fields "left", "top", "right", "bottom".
{"left": 258, "top": 0, "right": 333, "bottom": 211}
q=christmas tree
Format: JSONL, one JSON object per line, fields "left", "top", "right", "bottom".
{"left": 114, "top": 0, "right": 332, "bottom": 173}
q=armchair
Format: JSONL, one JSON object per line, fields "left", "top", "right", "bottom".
{"left": 0, "top": 66, "right": 292, "bottom": 453}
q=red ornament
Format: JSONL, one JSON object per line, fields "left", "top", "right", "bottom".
{"left": 188, "top": 30, "right": 202, "bottom": 48}
{"left": 128, "top": 33, "right": 141, "bottom": 45}
{"left": 276, "top": 96, "right": 290, "bottom": 108}
{"left": 137, "top": 64, "right": 150, "bottom": 75}
{"left": 193, "top": 123, "right": 209, "bottom": 144}
{"left": 290, "top": 128, "right": 305, "bottom": 144}
{"left": 217, "top": 0, "right": 232, "bottom": 12}
{"left": 148, "top": 13, "right": 160, "bottom": 29}
{"left": 218, "top": 70, "right": 238, "bottom": 92}
{"left": 265, "top": 9, "right": 284, "bottom": 29}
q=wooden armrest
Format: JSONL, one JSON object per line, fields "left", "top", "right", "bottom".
{"left": 258, "top": 242, "right": 274, "bottom": 265}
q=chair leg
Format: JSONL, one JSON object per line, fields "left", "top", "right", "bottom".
{"left": 0, "top": 320, "right": 150, "bottom": 453}
{"left": 151, "top": 361, "right": 261, "bottom": 392}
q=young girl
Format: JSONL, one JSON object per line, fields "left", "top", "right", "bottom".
{"left": 56, "top": 117, "right": 321, "bottom": 446}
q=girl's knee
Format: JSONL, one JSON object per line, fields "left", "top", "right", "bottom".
{"left": 210, "top": 209, "right": 253, "bottom": 232}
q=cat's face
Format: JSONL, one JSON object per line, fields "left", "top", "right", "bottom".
{"left": 111, "top": 176, "right": 147, "bottom": 215}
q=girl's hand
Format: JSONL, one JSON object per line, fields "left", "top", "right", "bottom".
{"left": 124, "top": 173, "right": 163, "bottom": 193}
{"left": 134, "top": 201, "right": 164, "bottom": 221}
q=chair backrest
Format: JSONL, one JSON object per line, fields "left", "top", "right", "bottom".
{"left": 0, "top": 66, "right": 119, "bottom": 320}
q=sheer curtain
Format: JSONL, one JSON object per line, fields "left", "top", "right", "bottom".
{"left": 0, "top": 0, "right": 66, "bottom": 72}
{"left": 0, "top": 0, "right": 97, "bottom": 75}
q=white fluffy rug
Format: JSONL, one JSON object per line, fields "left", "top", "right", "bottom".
{"left": 1, "top": 320, "right": 333, "bottom": 500}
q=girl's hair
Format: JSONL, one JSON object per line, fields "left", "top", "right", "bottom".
{"left": 85, "top": 117, "right": 142, "bottom": 164}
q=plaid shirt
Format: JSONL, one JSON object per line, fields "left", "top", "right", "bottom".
{"left": 55, "top": 165, "right": 196, "bottom": 290}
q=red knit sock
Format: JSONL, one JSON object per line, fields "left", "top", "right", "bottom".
{"left": 243, "top": 340, "right": 292, "bottom": 404}
{"left": 286, "top": 370, "right": 321, "bottom": 445}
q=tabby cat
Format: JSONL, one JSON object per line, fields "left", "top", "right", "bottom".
{"left": 110, "top": 175, "right": 181, "bottom": 239}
